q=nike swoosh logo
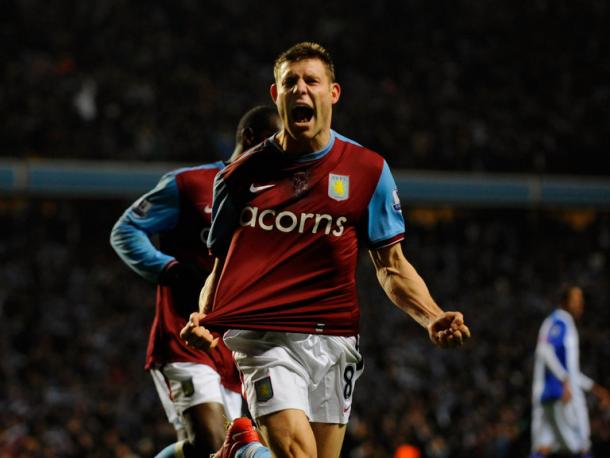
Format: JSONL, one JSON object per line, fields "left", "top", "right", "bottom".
{"left": 249, "top": 183, "right": 276, "bottom": 193}
{"left": 343, "top": 405, "right": 351, "bottom": 413}
{"left": 204, "top": 205, "right": 212, "bottom": 214}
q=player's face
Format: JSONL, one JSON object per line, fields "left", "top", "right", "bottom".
{"left": 565, "top": 287, "right": 585, "bottom": 320}
{"left": 271, "top": 58, "right": 340, "bottom": 152}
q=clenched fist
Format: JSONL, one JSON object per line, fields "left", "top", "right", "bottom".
{"left": 428, "top": 311, "right": 471, "bottom": 348}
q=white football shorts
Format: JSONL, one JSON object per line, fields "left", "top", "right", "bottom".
{"left": 150, "top": 368, "right": 184, "bottom": 432}
{"left": 224, "top": 330, "right": 364, "bottom": 424}
{"left": 531, "top": 398, "right": 590, "bottom": 453}
{"left": 154, "top": 362, "right": 243, "bottom": 422}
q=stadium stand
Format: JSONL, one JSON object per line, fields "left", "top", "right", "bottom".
{"left": 3, "top": 1, "right": 610, "bottom": 174}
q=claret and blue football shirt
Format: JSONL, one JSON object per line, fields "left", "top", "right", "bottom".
{"left": 203, "top": 131, "right": 405, "bottom": 336}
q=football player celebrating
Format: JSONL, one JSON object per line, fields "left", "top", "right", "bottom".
{"left": 182, "top": 42, "right": 470, "bottom": 458}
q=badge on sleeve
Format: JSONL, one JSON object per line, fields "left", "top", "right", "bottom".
{"left": 392, "top": 188, "right": 402, "bottom": 212}
{"left": 328, "top": 174, "right": 349, "bottom": 201}
{"left": 133, "top": 198, "right": 152, "bottom": 217}
{"left": 550, "top": 324, "right": 561, "bottom": 338}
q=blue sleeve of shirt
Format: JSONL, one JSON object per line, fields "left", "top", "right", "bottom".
{"left": 207, "top": 173, "right": 242, "bottom": 258}
{"left": 110, "top": 171, "right": 181, "bottom": 282}
{"left": 367, "top": 161, "right": 406, "bottom": 247}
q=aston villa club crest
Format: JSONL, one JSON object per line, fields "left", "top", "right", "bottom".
{"left": 254, "top": 376, "right": 274, "bottom": 402}
{"left": 328, "top": 174, "right": 349, "bottom": 201}
{"left": 181, "top": 378, "right": 195, "bottom": 397}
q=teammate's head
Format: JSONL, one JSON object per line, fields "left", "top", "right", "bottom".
{"left": 270, "top": 42, "right": 341, "bottom": 153}
{"left": 230, "top": 105, "right": 281, "bottom": 161}
{"left": 559, "top": 285, "right": 585, "bottom": 320}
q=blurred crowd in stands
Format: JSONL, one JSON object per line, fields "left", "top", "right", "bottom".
{"left": 3, "top": 0, "right": 610, "bottom": 174}
{"left": 2, "top": 0, "right": 610, "bottom": 456}
{"left": 1, "top": 199, "right": 609, "bottom": 457}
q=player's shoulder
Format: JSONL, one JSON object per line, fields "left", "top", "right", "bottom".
{"left": 551, "top": 308, "right": 572, "bottom": 324}
{"left": 172, "top": 161, "right": 225, "bottom": 177}
{"left": 155, "top": 161, "right": 223, "bottom": 182}
{"left": 333, "top": 131, "right": 386, "bottom": 168}
{"left": 545, "top": 309, "right": 570, "bottom": 334}
{"left": 170, "top": 160, "right": 225, "bottom": 185}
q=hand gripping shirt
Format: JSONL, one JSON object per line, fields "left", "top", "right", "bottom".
{"left": 204, "top": 131, "right": 405, "bottom": 336}
{"left": 110, "top": 162, "right": 240, "bottom": 393}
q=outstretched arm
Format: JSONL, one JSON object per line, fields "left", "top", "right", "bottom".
{"left": 369, "top": 243, "right": 471, "bottom": 348}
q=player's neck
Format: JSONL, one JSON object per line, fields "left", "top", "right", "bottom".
{"left": 228, "top": 147, "right": 243, "bottom": 163}
{"left": 276, "top": 129, "right": 331, "bottom": 155}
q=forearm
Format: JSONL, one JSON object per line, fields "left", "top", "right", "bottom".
{"left": 110, "top": 175, "right": 181, "bottom": 282}
{"left": 199, "top": 257, "right": 222, "bottom": 313}
{"left": 370, "top": 246, "right": 444, "bottom": 328}
{"left": 110, "top": 219, "right": 173, "bottom": 282}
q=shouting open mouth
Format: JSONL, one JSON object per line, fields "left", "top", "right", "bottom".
{"left": 291, "top": 105, "right": 314, "bottom": 125}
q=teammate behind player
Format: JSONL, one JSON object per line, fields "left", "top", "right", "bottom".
{"left": 181, "top": 42, "right": 471, "bottom": 458}
{"left": 531, "top": 285, "right": 610, "bottom": 458}
{"left": 110, "top": 105, "right": 281, "bottom": 458}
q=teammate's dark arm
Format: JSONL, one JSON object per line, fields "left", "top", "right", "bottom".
{"left": 369, "top": 242, "right": 471, "bottom": 348}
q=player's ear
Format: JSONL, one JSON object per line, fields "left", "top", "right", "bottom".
{"left": 242, "top": 127, "right": 254, "bottom": 149}
{"left": 270, "top": 83, "right": 278, "bottom": 103}
{"left": 331, "top": 82, "right": 341, "bottom": 104}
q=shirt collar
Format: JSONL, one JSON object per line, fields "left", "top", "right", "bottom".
{"left": 270, "top": 130, "right": 336, "bottom": 163}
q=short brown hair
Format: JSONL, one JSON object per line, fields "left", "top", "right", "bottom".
{"left": 273, "top": 42, "right": 336, "bottom": 83}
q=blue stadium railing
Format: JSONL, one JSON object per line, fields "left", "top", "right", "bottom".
{"left": 1, "top": 159, "right": 610, "bottom": 208}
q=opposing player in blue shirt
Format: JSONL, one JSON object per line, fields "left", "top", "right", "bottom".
{"left": 531, "top": 285, "right": 610, "bottom": 457}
